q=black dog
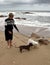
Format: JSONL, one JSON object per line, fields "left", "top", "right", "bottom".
{"left": 19, "top": 43, "right": 33, "bottom": 53}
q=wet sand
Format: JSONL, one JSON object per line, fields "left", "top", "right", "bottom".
{"left": 0, "top": 31, "right": 50, "bottom": 65}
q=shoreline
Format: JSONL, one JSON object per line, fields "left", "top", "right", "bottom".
{"left": 0, "top": 25, "right": 50, "bottom": 38}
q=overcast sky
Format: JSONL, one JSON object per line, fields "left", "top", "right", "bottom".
{"left": 0, "top": 0, "right": 50, "bottom": 4}
{"left": 0, "top": 0, "right": 50, "bottom": 11}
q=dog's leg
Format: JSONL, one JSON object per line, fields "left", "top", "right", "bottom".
{"left": 20, "top": 48, "right": 22, "bottom": 53}
{"left": 27, "top": 48, "right": 30, "bottom": 51}
{"left": 34, "top": 44, "right": 39, "bottom": 49}
{"left": 34, "top": 44, "right": 38, "bottom": 48}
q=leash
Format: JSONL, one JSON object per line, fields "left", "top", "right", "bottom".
{"left": 14, "top": 32, "right": 29, "bottom": 44}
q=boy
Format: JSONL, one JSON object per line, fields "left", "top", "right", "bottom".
{"left": 5, "top": 13, "right": 19, "bottom": 48}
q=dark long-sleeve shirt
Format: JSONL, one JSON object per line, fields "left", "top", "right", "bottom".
{"left": 5, "top": 18, "right": 19, "bottom": 32}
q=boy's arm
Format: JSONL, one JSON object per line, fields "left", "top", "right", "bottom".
{"left": 13, "top": 24, "right": 19, "bottom": 32}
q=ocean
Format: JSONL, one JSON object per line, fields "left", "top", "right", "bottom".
{"left": 0, "top": 11, "right": 50, "bottom": 27}
{"left": 0, "top": 11, "right": 50, "bottom": 37}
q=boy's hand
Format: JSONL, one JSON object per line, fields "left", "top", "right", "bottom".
{"left": 18, "top": 30, "right": 19, "bottom": 32}
{"left": 8, "top": 31, "right": 12, "bottom": 34}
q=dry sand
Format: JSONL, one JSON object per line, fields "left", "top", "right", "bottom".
{"left": 0, "top": 31, "right": 50, "bottom": 65}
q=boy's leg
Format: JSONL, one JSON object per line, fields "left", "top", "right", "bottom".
{"left": 7, "top": 40, "right": 12, "bottom": 48}
{"left": 10, "top": 40, "right": 12, "bottom": 46}
{"left": 7, "top": 40, "right": 9, "bottom": 46}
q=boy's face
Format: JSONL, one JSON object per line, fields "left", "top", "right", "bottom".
{"left": 9, "top": 15, "right": 14, "bottom": 19}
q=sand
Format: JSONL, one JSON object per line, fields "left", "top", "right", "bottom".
{"left": 0, "top": 31, "right": 50, "bottom": 65}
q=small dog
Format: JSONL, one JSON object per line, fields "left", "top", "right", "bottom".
{"left": 18, "top": 43, "right": 33, "bottom": 53}
{"left": 27, "top": 38, "right": 39, "bottom": 48}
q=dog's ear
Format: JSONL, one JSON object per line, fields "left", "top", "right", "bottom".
{"left": 29, "top": 43, "right": 33, "bottom": 46}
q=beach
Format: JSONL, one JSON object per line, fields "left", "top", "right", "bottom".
{"left": 0, "top": 11, "right": 50, "bottom": 65}
{"left": 0, "top": 31, "right": 50, "bottom": 65}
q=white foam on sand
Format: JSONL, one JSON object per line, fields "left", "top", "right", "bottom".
{"left": 15, "top": 19, "right": 50, "bottom": 30}
{"left": 25, "top": 12, "right": 50, "bottom": 16}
